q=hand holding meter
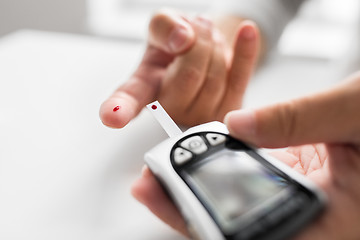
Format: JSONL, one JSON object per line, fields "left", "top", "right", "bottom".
{"left": 145, "top": 101, "right": 326, "bottom": 240}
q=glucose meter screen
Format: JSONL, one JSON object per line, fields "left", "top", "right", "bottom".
{"left": 186, "top": 149, "right": 291, "bottom": 234}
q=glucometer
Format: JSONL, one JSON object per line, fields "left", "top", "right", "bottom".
{"left": 145, "top": 101, "right": 326, "bottom": 240}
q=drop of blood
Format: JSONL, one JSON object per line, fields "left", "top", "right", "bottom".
{"left": 152, "top": 105, "right": 157, "bottom": 110}
{"left": 113, "top": 106, "right": 120, "bottom": 112}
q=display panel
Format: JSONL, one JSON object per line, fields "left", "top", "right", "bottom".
{"left": 184, "top": 149, "right": 294, "bottom": 234}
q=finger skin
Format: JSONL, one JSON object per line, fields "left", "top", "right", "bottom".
{"left": 272, "top": 144, "right": 360, "bottom": 240}
{"left": 131, "top": 167, "right": 189, "bottom": 236}
{"left": 100, "top": 9, "right": 197, "bottom": 129}
{"left": 186, "top": 28, "right": 228, "bottom": 124}
{"left": 225, "top": 72, "right": 360, "bottom": 148}
{"left": 159, "top": 17, "right": 215, "bottom": 122}
{"left": 149, "top": 9, "right": 195, "bottom": 54}
{"left": 176, "top": 20, "right": 259, "bottom": 125}
{"left": 100, "top": 92, "right": 138, "bottom": 128}
{"left": 217, "top": 21, "right": 260, "bottom": 118}
{"left": 100, "top": 47, "right": 172, "bottom": 128}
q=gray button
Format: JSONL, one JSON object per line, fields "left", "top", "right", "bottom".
{"left": 181, "top": 136, "right": 208, "bottom": 154}
{"left": 206, "top": 133, "right": 226, "bottom": 146}
{"left": 174, "top": 148, "right": 193, "bottom": 165}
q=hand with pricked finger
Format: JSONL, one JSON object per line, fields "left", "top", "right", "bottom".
{"left": 99, "top": 9, "right": 260, "bottom": 128}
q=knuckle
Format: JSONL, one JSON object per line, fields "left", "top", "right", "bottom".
{"left": 180, "top": 66, "right": 203, "bottom": 85}
{"left": 276, "top": 101, "right": 298, "bottom": 145}
{"left": 203, "top": 74, "right": 221, "bottom": 93}
{"left": 193, "top": 17, "right": 213, "bottom": 40}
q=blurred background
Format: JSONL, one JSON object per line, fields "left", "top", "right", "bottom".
{"left": 1, "top": 0, "right": 359, "bottom": 75}
{"left": 0, "top": 1, "right": 359, "bottom": 240}
{"left": 1, "top": 0, "right": 359, "bottom": 42}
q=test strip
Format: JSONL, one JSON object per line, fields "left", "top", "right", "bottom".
{"left": 147, "top": 101, "right": 182, "bottom": 138}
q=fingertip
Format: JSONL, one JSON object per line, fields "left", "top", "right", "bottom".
{"left": 131, "top": 166, "right": 151, "bottom": 201}
{"left": 131, "top": 178, "right": 142, "bottom": 202}
{"left": 131, "top": 178, "right": 146, "bottom": 205}
{"left": 224, "top": 111, "right": 236, "bottom": 134}
{"left": 130, "top": 166, "right": 164, "bottom": 207}
{"left": 99, "top": 98, "right": 135, "bottom": 129}
{"left": 233, "top": 20, "right": 260, "bottom": 59}
{"left": 238, "top": 20, "right": 258, "bottom": 40}
{"left": 225, "top": 109, "right": 257, "bottom": 143}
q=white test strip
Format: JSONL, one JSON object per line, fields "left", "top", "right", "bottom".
{"left": 146, "top": 101, "right": 182, "bottom": 138}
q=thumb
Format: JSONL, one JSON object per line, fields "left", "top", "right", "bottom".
{"left": 224, "top": 73, "right": 360, "bottom": 148}
{"left": 148, "top": 9, "right": 195, "bottom": 54}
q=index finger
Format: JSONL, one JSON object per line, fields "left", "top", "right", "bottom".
{"left": 99, "top": 46, "right": 171, "bottom": 128}
{"left": 100, "top": 10, "right": 196, "bottom": 128}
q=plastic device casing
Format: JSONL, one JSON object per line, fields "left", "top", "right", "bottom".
{"left": 144, "top": 121, "right": 326, "bottom": 240}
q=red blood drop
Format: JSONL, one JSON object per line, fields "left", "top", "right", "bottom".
{"left": 113, "top": 106, "right": 120, "bottom": 112}
{"left": 151, "top": 105, "right": 157, "bottom": 110}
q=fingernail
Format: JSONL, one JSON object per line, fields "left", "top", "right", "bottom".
{"left": 169, "top": 26, "right": 191, "bottom": 52}
{"left": 225, "top": 109, "right": 256, "bottom": 138}
{"left": 240, "top": 23, "right": 256, "bottom": 40}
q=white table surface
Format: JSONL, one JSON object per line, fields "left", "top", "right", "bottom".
{"left": 0, "top": 30, "right": 185, "bottom": 240}
{"left": 0, "top": 30, "right": 357, "bottom": 240}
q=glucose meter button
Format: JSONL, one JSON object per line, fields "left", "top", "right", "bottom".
{"left": 173, "top": 148, "right": 193, "bottom": 165}
{"left": 206, "top": 133, "right": 226, "bottom": 146}
{"left": 180, "top": 136, "right": 208, "bottom": 154}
